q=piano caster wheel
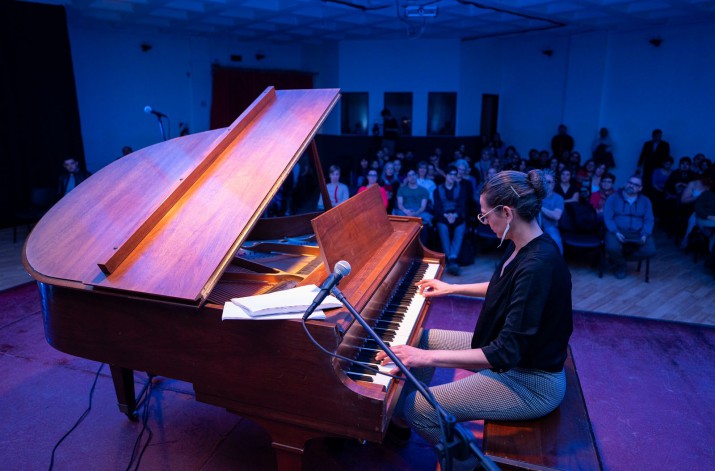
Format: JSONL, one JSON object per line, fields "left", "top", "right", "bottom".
{"left": 126, "top": 411, "right": 139, "bottom": 422}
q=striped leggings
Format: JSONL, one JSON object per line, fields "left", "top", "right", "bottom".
{"left": 397, "top": 329, "right": 566, "bottom": 447}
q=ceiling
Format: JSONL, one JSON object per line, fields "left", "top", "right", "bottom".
{"left": 21, "top": 0, "right": 715, "bottom": 44}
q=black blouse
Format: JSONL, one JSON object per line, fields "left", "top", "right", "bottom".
{"left": 471, "top": 234, "right": 573, "bottom": 372}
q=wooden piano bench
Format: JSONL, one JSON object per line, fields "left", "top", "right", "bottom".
{"left": 482, "top": 346, "right": 602, "bottom": 471}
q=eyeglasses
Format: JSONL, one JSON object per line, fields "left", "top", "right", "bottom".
{"left": 627, "top": 181, "right": 642, "bottom": 187}
{"left": 477, "top": 205, "right": 504, "bottom": 224}
{"left": 368, "top": 173, "right": 378, "bottom": 177}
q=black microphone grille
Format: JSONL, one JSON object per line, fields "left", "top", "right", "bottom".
{"left": 334, "top": 260, "right": 351, "bottom": 277}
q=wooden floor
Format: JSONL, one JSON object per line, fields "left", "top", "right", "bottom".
{"left": 5, "top": 224, "right": 714, "bottom": 325}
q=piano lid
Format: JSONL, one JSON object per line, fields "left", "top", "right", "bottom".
{"left": 24, "top": 87, "right": 340, "bottom": 302}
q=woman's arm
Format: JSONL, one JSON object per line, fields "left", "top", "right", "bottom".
{"left": 416, "top": 279, "right": 489, "bottom": 298}
{"left": 376, "top": 344, "right": 492, "bottom": 374}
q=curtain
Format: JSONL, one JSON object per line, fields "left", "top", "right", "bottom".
{"left": 209, "top": 66, "right": 313, "bottom": 129}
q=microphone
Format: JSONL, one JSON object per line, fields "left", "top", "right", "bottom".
{"left": 303, "top": 260, "right": 351, "bottom": 321}
{"left": 144, "top": 105, "right": 167, "bottom": 118}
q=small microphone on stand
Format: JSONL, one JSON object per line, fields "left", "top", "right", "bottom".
{"left": 303, "top": 261, "right": 351, "bottom": 321}
{"left": 144, "top": 106, "right": 167, "bottom": 118}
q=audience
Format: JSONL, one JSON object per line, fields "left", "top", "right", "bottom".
{"left": 603, "top": 175, "right": 656, "bottom": 279}
{"left": 394, "top": 170, "right": 432, "bottom": 243}
{"left": 590, "top": 172, "right": 616, "bottom": 218}
{"left": 551, "top": 124, "right": 575, "bottom": 162}
{"left": 317, "top": 165, "right": 350, "bottom": 210}
{"left": 592, "top": 127, "right": 615, "bottom": 168}
{"left": 554, "top": 168, "right": 580, "bottom": 203}
{"left": 638, "top": 129, "right": 670, "bottom": 198}
{"left": 433, "top": 165, "right": 468, "bottom": 275}
{"left": 358, "top": 169, "right": 388, "bottom": 209}
{"left": 57, "top": 157, "right": 91, "bottom": 199}
{"left": 539, "top": 171, "right": 565, "bottom": 253}
{"left": 693, "top": 168, "right": 715, "bottom": 264}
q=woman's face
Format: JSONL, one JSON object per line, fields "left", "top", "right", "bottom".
{"left": 360, "top": 158, "right": 368, "bottom": 169}
{"left": 479, "top": 195, "right": 508, "bottom": 237}
{"left": 417, "top": 165, "right": 427, "bottom": 177}
{"left": 367, "top": 170, "right": 378, "bottom": 185}
{"left": 595, "top": 164, "right": 606, "bottom": 176}
{"left": 384, "top": 162, "right": 394, "bottom": 175}
{"left": 561, "top": 170, "right": 571, "bottom": 183}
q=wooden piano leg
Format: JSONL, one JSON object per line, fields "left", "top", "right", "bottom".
{"left": 109, "top": 365, "right": 137, "bottom": 420}
{"left": 249, "top": 417, "right": 319, "bottom": 471}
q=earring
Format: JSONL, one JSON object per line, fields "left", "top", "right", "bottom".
{"left": 497, "top": 222, "right": 511, "bottom": 248}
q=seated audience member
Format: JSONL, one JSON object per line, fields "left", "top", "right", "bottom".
{"left": 590, "top": 162, "right": 608, "bottom": 194}
{"left": 664, "top": 157, "right": 697, "bottom": 239}
{"left": 575, "top": 159, "right": 596, "bottom": 188}
{"left": 317, "top": 165, "right": 350, "bottom": 210}
{"left": 355, "top": 157, "right": 370, "bottom": 188}
{"left": 454, "top": 159, "right": 479, "bottom": 217}
{"left": 565, "top": 151, "right": 582, "bottom": 176}
{"left": 433, "top": 166, "right": 468, "bottom": 275}
{"left": 561, "top": 186, "right": 600, "bottom": 237}
{"left": 415, "top": 161, "right": 436, "bottom": 204}
{"left": 357, "top": 170, "right": 388, "bottom": 209}
{"left": 651, "top": 156, "right": 674, "bottom": 218}
{"left": 680, "top": 170, "right": 712, "bottom": 248}
{"left": 694, "top": 168, "right": 715, "bottom": 262}
{"left": 590, "top": 172, "right": 616, "bottom": 218}
{"left": 603, "top": 176, "right": 656, "bottom": 279}
{"left": 539, "top": 171, "right": 564, "bottom": 253}
{"left": 554, "top": 168, "right": 580, "bottom": 203}
{"left": 393, "top": 158, "right": 405, "bottom": 182}
{"left": 474, "top": 148, "right": 493, "bottom": 184}
{"left": 380, "top": 161, "right": 400, "bottom": 212}
{"left": 693, "top": 153, "right": 706, "bottom": 175}
{"left": 58, "top": 157, "right": 91, "bottom": 199}
{"left": 394, "top": 170, "right": 432, "bottom": 242}
{"left": 698, "top": 157, "right": 711, "bottom": 176}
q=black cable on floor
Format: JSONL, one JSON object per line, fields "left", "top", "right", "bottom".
{"left": 48, "top": 362, "right": 105, "bottom": 471}
{"left": 125, "top": 373, "right": 155, "bottom": 471}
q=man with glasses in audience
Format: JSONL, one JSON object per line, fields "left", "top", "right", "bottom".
{"left": 357, "top": 169, "right": 389, "bottom": 209}
{"left": 602, "top": 175, "right": 656, "bottom": 279}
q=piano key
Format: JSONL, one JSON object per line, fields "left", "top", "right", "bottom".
{"left": 347, "top": 261, "right": 439, "bottom": 388}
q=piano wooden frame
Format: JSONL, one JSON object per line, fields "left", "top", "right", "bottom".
{"left": 23, "top": 87, "right": 444, "bottom": 471}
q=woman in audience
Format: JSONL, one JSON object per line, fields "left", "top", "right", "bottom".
{"left": 539, "top": 171, "right": 565, "bottom": 253}
{"left": 377, "top": 170, "right": 572, "bottom": 471}
{"left": 590, "top": 172, "right": 616, "bottom": 219}
{"left": 415, "top": 161, "right": 436, "bottom": 204}
{"left": 576, "top": 159, "right": 596, "bottom": 188}
{"left": 316, "top": 165, "right": 350, "bottom": 210}
{"left": 680, "top": 169, "right": 712, "bottom": 247}
{"left": 357, "top": 169, "right": 388, "bottom": 209}
{"left": 589, "top": 162, "right": 608, "bottom": 194}
{"left": 554, "top": 168, "right": 580, "bottom": 203}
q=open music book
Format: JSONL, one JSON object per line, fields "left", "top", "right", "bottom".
{"left": 222, "top": 284, "right": 340, "bottom": 320}
{"left": 222, "top": 302, "right": 326, "bottom": 321}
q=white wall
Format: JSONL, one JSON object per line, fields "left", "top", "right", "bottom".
{"left": 66, "top": 18, "right": 715, "bottom": 186}
{"left": 67, "top": 23, "right": 337, "bottom": 171}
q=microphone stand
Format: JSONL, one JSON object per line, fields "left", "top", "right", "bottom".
{"left": 151, "top": 115, "right": 167, "bottom": 141}
{"left": 329, "top": 286, "right": 499, "bottom": 471}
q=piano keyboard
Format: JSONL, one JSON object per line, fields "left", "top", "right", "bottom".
{"left": 346, "top": 261, "right": 440, "bottom": 388}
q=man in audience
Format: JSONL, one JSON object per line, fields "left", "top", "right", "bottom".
{"left": 57, "top": 157, "right": 91, "bottom": 199}
{"left": 551, "top": 124, "right": 574, "bottom": 162}
{"left": 433, "top": 165, "right": 468, "bottom": 275}
{"left": 394, "top": 170, "right": 432, "bottom": 243}
{"left": 603, "top": 175, "right": 656, "bottom": 279}
{"left": 637, "top": 129, "right": 670, "bottom": 198}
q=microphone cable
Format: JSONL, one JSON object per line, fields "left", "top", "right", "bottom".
{"left": 125, "top": 373, "right": 156, "bottom": 471}
{"left": 48, "top": 362, "right": 105, "bottom": 471}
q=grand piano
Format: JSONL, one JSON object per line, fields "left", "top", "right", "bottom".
{"left": 22, "top": 87, "right": 444, "bottom": 470}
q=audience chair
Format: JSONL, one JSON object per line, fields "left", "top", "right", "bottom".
{"left": 562, "top": 231, "right": 604, "bottom": 278}
{"left": 624, "top": 249, "right": 652, "bottom": 283}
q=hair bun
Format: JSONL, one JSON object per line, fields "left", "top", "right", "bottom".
{"left": 527, "top": 169, "right": 548, "bottom": 200}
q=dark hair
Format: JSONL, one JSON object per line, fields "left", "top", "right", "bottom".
{"left": 329, "top": 165, "right": 340, "bottom": 173}
{"left": 661, "top": 155, "right": 674, "bottom": 165}
{"left": 679, "top": 157, "right": 692, "bottom": 165}
{"left": 481, "top": 170, "right": 547, "bottom": 222}
{"left": 602, "top": 172, "right": 616, "bottom": 182}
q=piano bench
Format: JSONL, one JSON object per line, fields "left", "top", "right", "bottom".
{"left": 482, "top": 347, "right": 602, "bottom": 471}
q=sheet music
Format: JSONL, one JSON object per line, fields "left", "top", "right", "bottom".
{"left": 228, "top": 284, "right": 340, "bottom": 317}
{"left": 222, "top": 302, "right": 326, "bottom": 321}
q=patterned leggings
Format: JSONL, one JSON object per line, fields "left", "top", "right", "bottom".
{"left": 397, "top": 329, "right": 566, "bottom": 447}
